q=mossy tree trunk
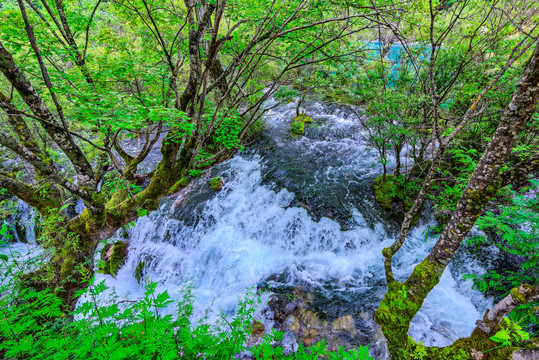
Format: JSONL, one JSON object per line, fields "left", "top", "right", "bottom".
{"left": 375, "top": 40, "right": 539, "bottom": 359}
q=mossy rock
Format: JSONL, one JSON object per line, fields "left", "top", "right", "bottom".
{"left": 290, "top": 120, "right": 304, "bottom": 135}
{"left": 135, "top": 261, "right": 145, "bottom": 284}
{"left": 210, "top": 177, "right": 223, "bottom": 191}
{"left": 99, "top": 241, "right": 129, "bottom": 277}
{"left": 373, "top": 175, "right": 398, "bottom": 210}
{"left": 294, "top": 114, "right": 313, "bottom": 123}
{"left": 169, "top": 177, "right": 189, "bottom": 193}
{"left": 373, "top": 175, "right": 421, "bottom": 223}
{"left": 290, "top": 114, "right": 312, "bottom": 135}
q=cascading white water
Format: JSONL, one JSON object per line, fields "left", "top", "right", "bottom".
{"left": 88, "top": 100, "right": 494, "bottom": 358}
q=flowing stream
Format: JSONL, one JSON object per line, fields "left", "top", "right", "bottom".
{"left": 91, "top": 100, "right": 497, "bottom": 358}
{"left": 1, "top": 100, "right": 498, "bottom": 358}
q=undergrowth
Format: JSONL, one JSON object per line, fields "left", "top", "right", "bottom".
{"left": 0, "top": 274, "right": 373, "bottom": 360}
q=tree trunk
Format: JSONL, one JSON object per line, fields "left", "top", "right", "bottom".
{"left": 394, "top": 143, "right": 402, "bottom": 177}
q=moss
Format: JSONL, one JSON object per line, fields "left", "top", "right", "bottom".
{"left": 169, "top": 177, "right": 189, "bottom": 193}
{"left": 178, "top": 177, "right": 189, "bottom": 187}
{"left": 290, "top": 114, "right": 312, "bottom": 135}
{"left": 145, "top": 198, "right": 159, "bottom": 211}
{"left": 374, "top": 258, "right": 520, "bottom": 359}
{"left": 60, "top": 256, "right": 75, "bottom": 281}
{"left": 510, "top": 284, "right": 537, "bottom": 303}
{"left": 100, "top": 241, "right": 129, "bottom": 277}
{"left": 511, "top": 287, "right": 526, "bottom": 303}
{"left": 464, "top": 181, "right": 502, "bottom": 217}
{"left": 427, "top": 329, "right": 517, "bottom": 360}
{"left": 407, "top": 258, "right": 445, "bottom": 294}
{"left": 373, "top": 175, "right": 398, "bottom": 210}
{"left": 135, "top": 261, "right": 145, "bottom": 284}
{"left": 295, "top": 114, "right": 313, "bottom": 123}
{"left": 210, "top": 177, "right": 223, "bottom": 191}
{"left": 98, "top": 259, "right": 110, "bottom": 274}
{"left": 373, "top": 175, "right": 421, "bottom": 223}
{"left": 290, "top": 120, "right": 304, "bottom": 135}
{"left": 110, "top": 241, "right": 129, "bottom": 276}
{"left": 375, "top": 260, "right": 448, "bottom": 359}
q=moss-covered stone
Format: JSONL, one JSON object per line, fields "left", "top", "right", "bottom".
{"left": 290, "top": 113, "right": 312, "bottom": 135}
{"left": 296, "top": 114, "right": 313, "bottom": 123}
{"left": 373, "top": 174, "right": 420, "bottom": 223}
{"left": 210, "top": 177, "right": 223, "bottom": 191}
{"left": 290, "top": 120, "right": 304, "bottom": 135}
{"left": 134, "top": 261, "right": 145, "bottom": 284}
{"left": 99, "top": 241, "right": 129, "bottom": 277}
{"left": 169, "top": 177, "right": 189, "bottom": 193}
{"left": 373, "top": 175, "right": 397, "bottom": 210}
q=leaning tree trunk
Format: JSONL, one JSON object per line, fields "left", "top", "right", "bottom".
{"left": 375, "top": 40, "right": 539, "bottom": 359}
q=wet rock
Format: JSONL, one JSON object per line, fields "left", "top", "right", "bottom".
{"left": 289, "top": 309, "right": 321, "bottom": 335}
{"left": 100, "top": 241, "right": 129, "bottom": 277}
{"left": 210, "top": 177, "right": 223, "bottom": 191}
{"left": 512, "top": 348, "right": 539, "bottom": 360}
{"left": 262, "top": 286, "right": 367, "bottom": 351}
{"left": 279, "top": 331, "right": 299, "bottom": 355}
{"left": 332, "top": 315, "right": 355, "bottom": 333}
{"left": 135, "top": 261, "right": 145, "bottom": 284}
{"left": 246, "top": 320, "right": 265, "bottom": 347}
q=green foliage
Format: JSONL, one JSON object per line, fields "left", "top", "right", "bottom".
{"left": 408, "top": 338, "right": 428, "bottom": 360}
{"left": 0, "top": 279, "right": 373, "bottom": 359}
{"left": 274, "top": 86, "right": 300, "bottom": 103}
{"left": 187, "top": 169, "right": 203, "bottom": 178}
{"left": 376, "top": 283, "right": 419, "bottom": 327}
{"left": 490, "top": 318, "right": 530, "bottom": 347}
{"left": 372, "top": 175, "right": 420, "bottom": 216}
{"left": 213, "top": 108, "right": 244, "bottom": 151}
{"left": 463, "top": 181, "right": 539, "bottom": 333}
